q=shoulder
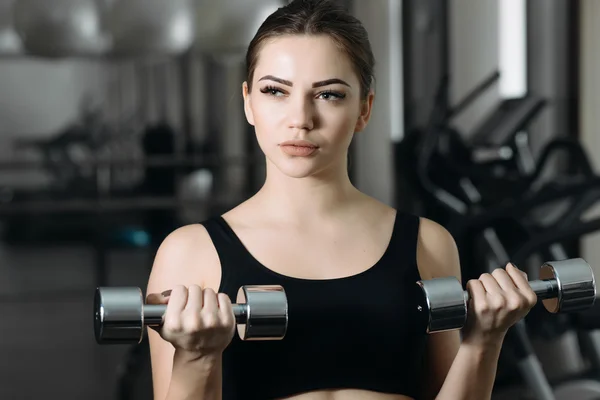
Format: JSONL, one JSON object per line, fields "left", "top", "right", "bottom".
{"left": 415, "top": 216, "right": 461, "bottom": 282}
{"left": 157, "top": 223, "right": 216, "bottom": 260}
{"left": 146, "top": 223, "right": 222, "bottom": 294}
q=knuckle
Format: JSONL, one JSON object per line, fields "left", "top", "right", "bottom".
{"left": 506, "top": 296, "right": 523, "bottom": 311}
{"left": 221, "top": 314, "right": 235, "bottom": 328}
{"left": 479, "top": 273, "right": 491, "bottom": 280}
{"left": 187, "top": 285, "right": 203, "bottom": 299}
{"left": 528, "top": 292, "right": 538, "bottom": 306}
{"left": 521, "top": 271, "right": 528, "bottom": 279}
{"left": 466, "top": 279, "right": 479, "bottom": 289}
{"left": 202, "top": 314, "right": 218, "bottom": 328}
{"left": 183, "top": 315, "right": 203, "bottom": 332}
{"left": 188, "top": 284, "right": 202, "bottom": 292}
{"left": 173, "top": 284, "right": 187, "bottom": 292}
{"left": 491, "top": 297, "right": 506, "bottom": 311}
{"left": 163, "top": 316, "right": 182, "bottom": 333}
{"left": 218, "top": 293, "right": 232, "bottom": 305}
{"left": 475, "top": 300, "right": 490, "bottom": 314}
{"left": 492, "top": 268, "right": 506, "bottom": 277}
{"left": 172, "top": 285, "right": 188, "bottom": 296}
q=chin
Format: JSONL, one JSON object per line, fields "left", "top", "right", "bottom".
{"left": 275, "top": 163, "right": 319, "bottom": 179}
{"left": 268, "top": 156, "right": 324, "bottom": 179}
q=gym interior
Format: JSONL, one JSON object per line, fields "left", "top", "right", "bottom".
{"left": 1, "top": 0, "right": 600, "bottom": 399}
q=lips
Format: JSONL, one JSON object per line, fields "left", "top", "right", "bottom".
{"left": 280, "top": 140, "right": 318, "bottom": 148}
{"left": 279, "top": 140, "right": 319, "bottom": 157}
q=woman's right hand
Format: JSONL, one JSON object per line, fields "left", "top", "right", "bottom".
{"left": 146, "top": 285, "right": 236, "bottom": 359}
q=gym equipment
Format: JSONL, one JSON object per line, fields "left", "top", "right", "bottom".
{"left": 0, "top": 0, "right": 23, "bottom": 55}
{"left": 11, "top": 103, "right": 139, "bottom": 191}
{"left": 12, "top": 0, "right": 108, "bottom": 57}
{"left": 397, "top": 71, "right": 600, "bottom": 399}
{"left": 417, "top": 258, "right": 596, "bottom": 334}
{"left": 107, "top": 0, "right": 196, "bottom": 57}
{"left": 194, "top": 0, "right": 284, "bottom": 56}
{"left": 94, "top": 285, "right": 288, "bottom": 344}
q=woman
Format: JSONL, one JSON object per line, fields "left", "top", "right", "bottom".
{"left": 146, "top": 1, "right": 537, "bottom": 399}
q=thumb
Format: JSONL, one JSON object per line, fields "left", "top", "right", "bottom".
{"left": 146, "top": 289, "right": 171, "bottom": 305}
{"left": 146, "top": 290, "right": 171, "bottom": 333}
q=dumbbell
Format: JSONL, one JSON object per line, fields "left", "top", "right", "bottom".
{"left": 94, "top": 285, "right": 288, "bottom": 344}
{"left": 417, "top": 258, "right": 597, "bottom": 333}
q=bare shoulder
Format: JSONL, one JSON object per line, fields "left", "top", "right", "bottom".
{"left": 354, "top": 193, "right": 397, "bottom": 225}
{"left": 146, "top": 223, "right": 222, "bottom": 295}
{"left": 416, "top": 217, "right": 461, "bottom": 282}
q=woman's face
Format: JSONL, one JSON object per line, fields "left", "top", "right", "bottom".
{"left": 243, "top": 34, "right": 374, "bottom": 179}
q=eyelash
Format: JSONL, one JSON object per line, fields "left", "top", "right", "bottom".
{"left": 260, "top": 85, "right": 346, "bottom": 100}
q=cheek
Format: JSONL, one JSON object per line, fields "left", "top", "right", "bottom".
{"left": 323, "top": 107, "right": 360, "bottom": 140}
{"left": 249, "top": 97, "right": 285, "bottom": 148}
{"left": 251, "top": 95, "right": 284, "bottom": 127}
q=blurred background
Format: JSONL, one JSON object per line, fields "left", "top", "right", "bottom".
{"left": 1, "top": 0, "right": 600, "bottom": 399}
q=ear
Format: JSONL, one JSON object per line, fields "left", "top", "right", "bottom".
{"left": 242, "top": 81, "right": 255, "bottom": 126}
{"left": 354, "top": 90, "right": 375, "bottom": 133}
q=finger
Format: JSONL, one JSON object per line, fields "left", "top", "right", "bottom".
{"left": 202, "top": 288, "right": 219, "bottom": 312}
{"left": 217, "top": 293, "right": 234, "bottom": 323}
{"left": 492, "top": 268, "right": 519, "bottom": 293}
{"left": 185, "top": 285, "right": 204, "bottom": 311}
{"left": 466, "top": 279, "right": 487, "bottom": 304}
{"left": 146, "top": 291, "right": 171, "bottom": 305}
{"left": 506, "top": 263, "right": 532, "bottom": 291}
{"left": 146, "top": 291, "right": 171, "bottom": 332}
{"left": 479, "top": 273, "right": 503, "bottom": 295}
{"left": 506, "top": 263, "right": 538, "bottom": 306}
{"left": 166, "top": 285, "right": 188, "bottom": 314}
{"left": 509, "top": 262, "right": 529, "bottom": 280}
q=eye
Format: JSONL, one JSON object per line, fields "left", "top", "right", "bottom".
{"left": 318, "top": 91, "right": 346, "bottom": 101}
{"left": 260, "top": 86, "right": 286, "bottom": 97}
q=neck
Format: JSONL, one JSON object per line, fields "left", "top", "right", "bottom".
{"left": 256, "top": 159, "right": 361, "bottom": 224}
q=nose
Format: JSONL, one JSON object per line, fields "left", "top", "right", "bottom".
{"left": 287, "top": 95, "right": 315, "bottom": 131}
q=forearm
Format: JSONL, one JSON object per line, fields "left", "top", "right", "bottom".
{"left": 166, "top": 351, "right": 222, "bottom": 400}
{"left": 435, "top": 340, "right": 503, "bottom": 400}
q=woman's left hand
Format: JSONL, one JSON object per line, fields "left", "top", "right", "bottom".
{"left": 462, "top": 263, "right": 538, "bottom": 347}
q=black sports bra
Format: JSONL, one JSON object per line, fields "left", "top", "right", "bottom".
{"left": 201, "top": 211, "right": 429, "bottom": 399}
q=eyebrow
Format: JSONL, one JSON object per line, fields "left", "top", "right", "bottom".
{"left": 258, "top": 75, "right": 351, "bottom": 88}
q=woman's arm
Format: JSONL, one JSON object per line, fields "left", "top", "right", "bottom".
{"left": 416, "top": 218, "right": 462, "bottom": 399}
{"left": 146, "top": 224, "right": 224, "bottom": 400}
{"left": 434, "top": 339, "right": 503, "bottom": 400}
{"left": 416, "top": 218, "right": 535, "bottom": 400}
{"left": 165, "top": 351, "right": 223, "bottom": 400}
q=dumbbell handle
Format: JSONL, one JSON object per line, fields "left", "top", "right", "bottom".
{"left": 140, "top": 304, "right": 248, "bottom": 327}
{"left": 462, "top": 279, "right": 560, "bottom": 303}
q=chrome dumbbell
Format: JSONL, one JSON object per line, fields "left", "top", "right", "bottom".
{"left": 94, "top": 285, "right": 288, "bottom": 344}
{"left": 417, "top": 258, "right": 597, "bottom": 333}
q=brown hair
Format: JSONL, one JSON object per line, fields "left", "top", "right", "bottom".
{"left": 245, "top": 0, "right": 375, "bottom": 100}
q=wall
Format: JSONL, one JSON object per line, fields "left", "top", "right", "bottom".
{"left": 352, "top": 0, "right": 500, "bottom": 206}
{"left": 449, "top": 0, "right": 500, "bottom": 136}
{"left": 352, "top": 0, "right": 403, "bottom": 206}
{"left": 579, "top": 0, "right": 600, "bottom": 276}
{"left": 527, "top": 0, "right": 575, "bottom": 154}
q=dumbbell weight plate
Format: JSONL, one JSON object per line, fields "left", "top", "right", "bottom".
{"left": 539, "top": 259, "right": 596, "bottom": 313}
{"left": 94, "top": 287, "right": 145, "bottom": 345}
{"left": 416, "top": 275, "right": 467, "bottom": 334}
{"left": 236, "top": 285, "right": 289, "bottom": 341}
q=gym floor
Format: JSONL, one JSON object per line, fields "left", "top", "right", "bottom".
{"left": 0, "top": 243, "right": 153, "bottom": 400}
{"left": 0, "top": 242, "right": 528, "bottom": 400}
